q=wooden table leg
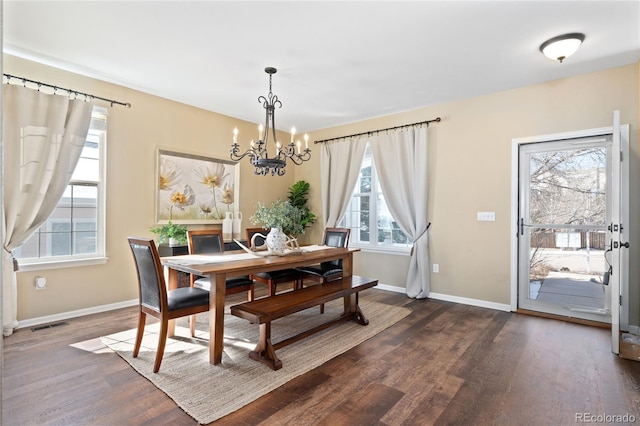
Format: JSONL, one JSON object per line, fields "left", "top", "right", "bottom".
{"left": 339, "top": 254, "right": 368, "bottom": 325}
{"left": 342, "top": 252, "right": 354, "bottom": 313}
{"left": 209, "top": 272, "right": 227, "bottom": 365}
{"left": 342, "top": 252, "right": 353, "bottom": 278}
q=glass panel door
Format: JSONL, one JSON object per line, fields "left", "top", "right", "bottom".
{"left": 518, "top": 136, "right": 612, "bottom": 322}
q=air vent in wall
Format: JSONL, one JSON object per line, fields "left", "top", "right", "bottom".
{"left": 30, "top": 322, "right": 69, "bottom": 332}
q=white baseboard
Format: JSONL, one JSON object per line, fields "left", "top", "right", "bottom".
{"left": 375, "top": 283, "right": 407, "bottom": 294}
{"left": 428, "top": 292, "right": 512, "bottom": 312}
{"left": 375, "top": 283, "right": 512, "bottom": 312}
{"left": 18, "top": 299, "right": 138, "bottom": 329}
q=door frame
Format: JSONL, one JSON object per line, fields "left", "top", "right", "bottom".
{"left": 510, "top": 124, "right": 630, "bottom": 330}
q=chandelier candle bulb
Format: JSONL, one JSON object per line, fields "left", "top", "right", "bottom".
{"left": 290, "top": 127, "right": 296, "bottom": 144}
{"left": 297, "top": 140, "right": 301, "bottom": 154}
{"left": 259, "top": 124, "right": 264, "bottom": 140}
{"left": 233, "top": 127, "right": 238, "bottom": 144}
{"left": 304, "top": 134, "right": 309, "bottom": 149}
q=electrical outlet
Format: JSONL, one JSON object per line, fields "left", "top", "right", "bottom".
{"left": 477, "top": 211, "right": 496, "bottom": 221}
{"left": 433, "top": 264, "right": 439, "bottom": 273}
{"left": 35, "top": 276, "right": 46, "bottom": 290}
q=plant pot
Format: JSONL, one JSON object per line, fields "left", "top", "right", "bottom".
{"left": 168, "top": 238, "right": 181, "bottom": 247}
{"left": 266, "top": 227, "right": 287, "bottom": 255}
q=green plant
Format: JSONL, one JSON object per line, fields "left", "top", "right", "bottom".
{"left": 287, "top": 180, "right": 316, "bottom": 230}
{"left": 250, "top": 199, "right": 306, "bottom": 236}
{"left": 149, "top": 221, "right": 188, "bottom": 244}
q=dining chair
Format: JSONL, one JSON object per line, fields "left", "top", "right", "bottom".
{"left": 246, "top": 227, "right": 301, "bottom": 296}
{"left": 186, "top": 229, "right": 254, "bottom": 335}
{"left": 127, "top": 237, "right": 210, "bottom": 373}
{"left": 187, "top": 229, "right": 255, "bottom": 300}
{"left": 296, "top": 227, "right": 351, "bottom": 313}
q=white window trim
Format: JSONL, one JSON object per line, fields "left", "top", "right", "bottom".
{"left": 18, "top": 256, "right": 108, "bottom": 272}
{"left": 350, "top": 243, "right": 411, "bottom": 256}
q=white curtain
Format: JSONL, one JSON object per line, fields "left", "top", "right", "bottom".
{"left": 2, "top": 85, "right": 93, "bottom": 336}
{"left": 320, "top": 138, "right": 368, "bottom": 227}
{"left": 369, "top": 127, "right": 430, "bottom": 298}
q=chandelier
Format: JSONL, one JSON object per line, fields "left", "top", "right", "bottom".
{"left": 230, "top": 67, "right": 311, "bottom": 176}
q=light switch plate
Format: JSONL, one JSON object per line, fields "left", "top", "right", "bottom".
{"left": 477, "top": 212, "right": 496, "bottom": 221}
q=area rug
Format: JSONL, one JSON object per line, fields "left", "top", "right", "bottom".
{"left": 101, "top": 299, "right": 411, "bottom": 424}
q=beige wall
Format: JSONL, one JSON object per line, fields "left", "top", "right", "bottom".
{"left": 5, "top": 55, "right": 639, "bottom": 328}
{"left": 309, "top": 64, "right": 640, "bottom": 325}
{"left": 5, "top": 55, "right": 295, "bottom": 320}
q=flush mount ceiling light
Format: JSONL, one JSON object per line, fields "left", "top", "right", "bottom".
{"left": 539, "top": 33, "right": 585, "bottom": 63}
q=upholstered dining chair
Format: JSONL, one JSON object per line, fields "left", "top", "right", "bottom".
{"left": 186, "top": 229, "right": 254, "bottom": 336}
{"left": 127, "top": 237, "right": 210, "bottom": 373}
{"left": 296, "top": 227, "right": 351, "bottom": 313}
{"left": 186, "top": 229, "right": 255, "bottom": 301}
{"left": 246, "top": 227, "right": 301, "bottom": 296}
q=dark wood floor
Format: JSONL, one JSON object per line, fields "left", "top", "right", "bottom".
{"left": 3, "top": 287, "right": 639, "bottom": 425}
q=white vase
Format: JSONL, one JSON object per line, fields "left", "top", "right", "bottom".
{"left": 168, "top": 237, "right": 181, "bottom": 247}
{"left": 222, "top": 212, "right": 233, "bottom": 241}
{"left": 232, "top": 212, "right": 242, "bottom": 239}
{"left": 266, "top": 227, "right": 287, "bottom": 255}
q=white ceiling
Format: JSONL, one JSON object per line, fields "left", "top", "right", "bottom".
{"left": 3, "top": 1, "right": 640, "bottom": 133}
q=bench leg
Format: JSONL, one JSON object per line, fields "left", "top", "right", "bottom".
{"left": 344, "top": 293, "right": 369, "bottom": 325}
{"left": 249, "top": 322, "right": 283, "bottom": 370}
{"left": 351, "top": 302, "right": 369, "bottom": 326}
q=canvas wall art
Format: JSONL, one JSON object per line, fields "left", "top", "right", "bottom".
{"left": 155, "top": 149, "right": 239, "bottom": 224}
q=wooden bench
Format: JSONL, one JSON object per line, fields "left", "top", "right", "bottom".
{"left": 230, "top": 275, "right": 378, "bottom": 370}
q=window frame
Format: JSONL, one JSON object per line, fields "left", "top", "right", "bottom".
{"left": 16, "top": 107, "right": 108, "bottom": 271}
{"left": 340, "top": 143, "right": 412, "bottom": 255}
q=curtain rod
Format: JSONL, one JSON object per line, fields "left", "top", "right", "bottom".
{"left": 313, "top": 117, "right": 440, "bottom": 144}
{"left": 3, "top": 73, "right": 132, "bottom": 108}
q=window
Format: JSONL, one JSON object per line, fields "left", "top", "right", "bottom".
{"left": 15, "top": 108, "right": 107, "bottom": 269}
{"left": 339, "top": 143, "right": 411, "bottom": 253}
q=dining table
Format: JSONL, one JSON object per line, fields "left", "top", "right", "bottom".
{"left": 160, "top": 245, "right": 360, "bottom": 365}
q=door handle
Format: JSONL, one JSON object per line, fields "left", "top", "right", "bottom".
{"left": 614, "top": 241, "right": 630, "bottom": 249}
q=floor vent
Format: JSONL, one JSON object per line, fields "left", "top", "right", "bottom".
{"left": 31, "top": 322, "right": 69, "bottom": 332}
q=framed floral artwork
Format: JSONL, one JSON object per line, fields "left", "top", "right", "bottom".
{"left": 155, "top": 149, "right": 239, "bottom": 224}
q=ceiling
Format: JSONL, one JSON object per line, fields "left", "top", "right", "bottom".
{"left": 3, "top": 1, "right": 639, "bottom": 133}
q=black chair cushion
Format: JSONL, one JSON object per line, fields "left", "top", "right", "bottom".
{"left": 167, "top": 287, "right": 209, "bottom": 311}
{"left": 297, "top": 263, "right": 343, "bottom": 278}
{"left": 225, "top": 276, "right": 254, "bottom": 289}
{"left": 193, "top": 275, "right": 252, "bottom": 291}
{"left": 254, "top": 269, "right": 300, "bottom": 281}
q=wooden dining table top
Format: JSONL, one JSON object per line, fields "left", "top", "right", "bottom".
{"left": 160, "top": 245, "right": 359, "bottom": 277}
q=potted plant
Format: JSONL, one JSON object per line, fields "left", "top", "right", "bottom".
{"left": 250, "top": 199, "right": 306, "bottom": 254}
{"left": 150, "top": 221, "right": 188, "bottom": 246}
{"left": 287, "top": 180, "right": 317, "bottom": 231}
